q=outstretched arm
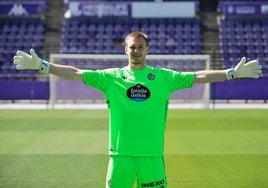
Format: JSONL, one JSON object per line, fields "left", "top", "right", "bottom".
{"left": 49, "top": 64, "right": 83, "bottom": 81}
{"left": 13, "top": 49, "right": 83, "bottom": 81}
{"left": 194, "top": 57, "right": 262, "bottom": 83}
{"left": 194, "top": 69, "right": 226, "bottom": 83}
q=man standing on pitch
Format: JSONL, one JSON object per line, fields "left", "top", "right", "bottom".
{"left": 13, "top": 31, "right": 262, "bottom": 188}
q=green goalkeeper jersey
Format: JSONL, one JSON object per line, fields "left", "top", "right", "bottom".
{"left": 82, "top": 65, "right": 195, "bottom": 156}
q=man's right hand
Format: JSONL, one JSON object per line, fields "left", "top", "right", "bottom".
{"left": 13, "top": 49, "right": 50, "bottom": 73}
{"left": 14, "top": 49, "right": 41, "bottom": 70}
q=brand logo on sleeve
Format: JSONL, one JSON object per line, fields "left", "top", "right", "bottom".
{"left": 126, "top": 84, "right": 150, "bottom": 102}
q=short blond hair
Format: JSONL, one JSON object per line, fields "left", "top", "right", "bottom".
{"left": 125, "top": 31, "right": 149, "bottom": 46}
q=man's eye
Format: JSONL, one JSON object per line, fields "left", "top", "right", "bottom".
{"left": 129, "top": 46, "right": 145, "bottom": 50}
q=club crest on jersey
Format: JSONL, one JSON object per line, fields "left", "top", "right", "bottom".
{"left": 127, "top": 84, "right": 151, "bottom": 102}
{"left": 147, "top": 73, "right": 155, "bottom": 80}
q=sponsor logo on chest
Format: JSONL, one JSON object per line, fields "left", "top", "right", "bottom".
{"left": 126, "top": 84, "right": 150, "bottom": 102}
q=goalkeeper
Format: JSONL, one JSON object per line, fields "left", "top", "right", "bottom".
{"left": 13, "top": 31, "right": 262, "bottom": 188}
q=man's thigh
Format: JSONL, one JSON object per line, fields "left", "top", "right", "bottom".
{"left": 106, "top": 156, "right": 136, "bottom": 188}
{"left": 136, "top": 156, "right": 167, "bottom": 188}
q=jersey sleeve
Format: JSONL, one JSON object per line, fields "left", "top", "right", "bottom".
{"left": 161, "top": 68, "right": 195, "bottom": 93}
{"left": 82, "top": 69, "right": 116, "bottom": 92}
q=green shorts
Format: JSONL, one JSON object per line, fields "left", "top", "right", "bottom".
{"left": 106, "top": 155, "right": 167, "bottom": 188}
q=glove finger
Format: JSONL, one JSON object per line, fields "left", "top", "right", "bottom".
{"left": 17, "top": 50, "right": 31, "bottom": 59}
{"left": 251, "top": 66, "right": 262, "bottom": 71}
{"left": 13, "top": 56, "right": 25, "bottom": 62}
{"left": 14, "top": 59, "right": 25, "bottom": 66}
{"left": 252, "top": 69, "right": 262, "bottom": 74}
{"left": 13, "top": 58, "right": 22, "bottom": 64}
{"left": 251, "top": 73, "right": 260, "bottom": 78}
{"left": 246, "top": 63, "right": 262, "bottom": 72}
{"left": 16, "top": 64, "right": 25, "bottom": 70}
{"left": 30, "top": 49, "right": 39, "bottom": 60}
{"left": 251, "top": 65, "right": 262, "bottom": 70}
{"left": 254, "top": 65, "right": 262, "bottom": 70}
{"left": 13, "top": 59, "right": 19, "bottom": 65}
{"left": 235, "top": 57, "right": 246, "bottom": 71}
{"left": 240, "top": 57, "right": 246, "bottom": 64}
{"left": 245, "top": 60, "right": 258, "bottom": 66}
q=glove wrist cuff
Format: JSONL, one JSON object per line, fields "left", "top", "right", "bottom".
{"left": 225, "top": 68, "right": 236, "bottom": 80}
{"left": 39, "top": 59, "right": 50, "bottom": 73}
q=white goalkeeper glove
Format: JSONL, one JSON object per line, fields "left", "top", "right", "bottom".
{"left": 226, "top": 57, "right": 262, "bottom": 80}
{"left": 13, "top": 49, "right": 50, "bottom": 73}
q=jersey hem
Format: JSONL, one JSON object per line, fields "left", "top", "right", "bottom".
{"left": 109, "top": 152, "right": 164, "bottom": 157}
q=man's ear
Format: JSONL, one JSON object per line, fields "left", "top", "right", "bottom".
{"left": 125, "top": 46, "right": 128, "bottom": 54}
{"left": 146, "top": 46, "right": 149, "bottom": 54}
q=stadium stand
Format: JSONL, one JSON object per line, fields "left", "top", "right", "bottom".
{"left": 213, "top": 0, "right": 268, "bottom": 100}
{"left": 0, "top": 0, "right": 47, "bottom": 80}
{"left": 60, "top": 18, "right": 201, "bottom": 56}
{"left": 0, "top": 18, "right": 45, "bottom": 80}
{"left": 0, "top": 0, "right": 48, "bottom": 100}
{"left": 219, "top": 17, "right": 268, "bottom": 76}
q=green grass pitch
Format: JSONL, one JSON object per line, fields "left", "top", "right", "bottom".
{"left": 0, "top": 109, "right": 267, "bottom": 188}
